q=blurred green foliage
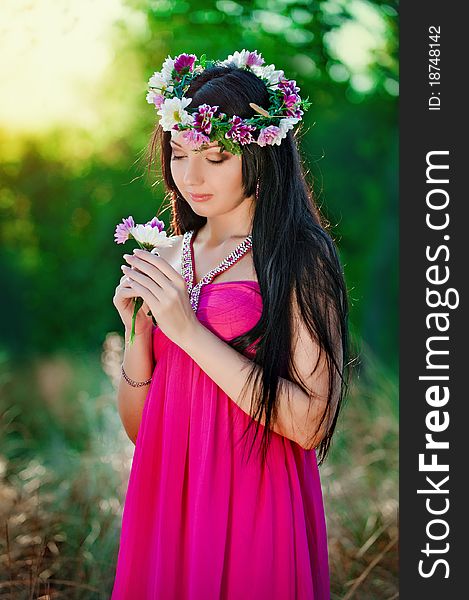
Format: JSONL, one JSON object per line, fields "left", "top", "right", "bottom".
{"left": 0, "top": 0, "right": 398, "bottom": 368}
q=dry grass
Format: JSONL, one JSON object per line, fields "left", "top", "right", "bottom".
{"left": 323, "top": 354, "right": 399, "bottom": 599}
{"left": 0, "top": 337, "right": 398, "bottom": 598}
{"left": 0, "top": 337, "right": 130, "bottom": 599}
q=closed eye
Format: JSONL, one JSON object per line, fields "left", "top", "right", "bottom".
{"left": 171, "top": 155, "right": 224, "bottom": 165}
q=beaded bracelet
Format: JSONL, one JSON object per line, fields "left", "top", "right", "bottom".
{"left": 121, "top": 364, "right": 152, "bottom": 388}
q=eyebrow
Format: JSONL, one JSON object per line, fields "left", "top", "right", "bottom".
{"left": 170, "top": 140, "right": 224, "bottom": 151}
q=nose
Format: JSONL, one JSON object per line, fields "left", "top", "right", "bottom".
{"left": 182, "top": 156, "right": 204, "bottom": 187}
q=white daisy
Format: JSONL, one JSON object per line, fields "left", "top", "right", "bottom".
{"left": 148, "top": 70, "right": 173, "bottom": 94}
{"left": 160, "top": 55, "right": 175, "bottom": 83}
{"left": 220, "top": 49, "right": 250, "bottom": 68}
{"left": 252, "top": 63, "right": 285, "bottom": 85}
{"left": 146, "top": 90, "right": 158, "bottom": 105}
{"left": 157, "top": 97, "right": 194, "bottom": 131}
{"left": 130, "top": 225, "right": 176, "bottom": 248}
{"left": 278, "top": 116, "right": 301, "bottom": 135}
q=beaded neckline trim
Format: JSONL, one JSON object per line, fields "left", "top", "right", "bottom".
{"left": 181, "top": 229, "right": 253, "bottom": 312}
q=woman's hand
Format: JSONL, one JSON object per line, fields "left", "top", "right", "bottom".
{"left": 113, "top": 265, "right": 154, "bottom": 339}
{"left": 119, "top": 248, "right": 199, "bottom": 347}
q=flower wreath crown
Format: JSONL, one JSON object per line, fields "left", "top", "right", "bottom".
{"left": 146, "top": 49, "right": 312, "bottom": 156}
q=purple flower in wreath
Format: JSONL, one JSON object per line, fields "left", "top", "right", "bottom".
{"left": 257, "top": 125, "right": 282, "bottom": 147}
{"left": 225, "top": 115, "right": 256, "bottom": 145}
{"left": 181, "top": 129, "right": 211, "bottom": 149}
{"left": 278, "top": 78, "right": 300, "bottom": 95}
{"left": 245, "top": 50, "right": 265, "bottom": 67}
{"left": 288, "top": 104, "right": 304, "bottom": 119}
{"left": 193, "top": 104, "right": 219, "bottom": 135}
{"left": 174, "top": 53, "right": 197, "bottom": 74}
{"left": 283, "top": 101, "right": 303, "bottom": 119}
{"left": 277, "top": 79, "right": 303, "bottom": 118}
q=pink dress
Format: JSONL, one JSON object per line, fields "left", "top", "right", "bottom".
{"left": 111, "top": 231, "right": 330, "bottom": 599}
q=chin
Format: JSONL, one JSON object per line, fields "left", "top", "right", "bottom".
{"left": 190, "top": 205, "right": 215, "bottom": 217}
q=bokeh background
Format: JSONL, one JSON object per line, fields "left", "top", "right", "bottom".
{"left": 0, "top": 1, "right": 398, "bottom": 598}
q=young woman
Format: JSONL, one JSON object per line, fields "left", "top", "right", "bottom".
{"left": 111, "top": 50, "right": 352, "bottom": 599}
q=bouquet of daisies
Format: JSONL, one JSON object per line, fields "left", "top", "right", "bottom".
{"left": 114, "top": 215, "right": 175, "bottom": 344}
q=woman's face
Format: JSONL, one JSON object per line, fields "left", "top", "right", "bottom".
{"left": 169, "top": 131, "right": 250, "bottom": 217}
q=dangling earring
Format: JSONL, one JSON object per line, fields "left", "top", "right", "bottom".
{"left": 255, "top": 179, "right": 260, "bottom": 201}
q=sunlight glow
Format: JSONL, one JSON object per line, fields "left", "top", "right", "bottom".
{"left": 0, "top": 0, "right": 127, "bottom": 133}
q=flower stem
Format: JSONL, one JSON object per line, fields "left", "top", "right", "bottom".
{"left": 129, "top": 297, "right": 144, "bottom": 344}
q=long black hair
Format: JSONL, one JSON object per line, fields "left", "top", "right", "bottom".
{"left": 145, "top": 63, "right": 355, "bottom": 467}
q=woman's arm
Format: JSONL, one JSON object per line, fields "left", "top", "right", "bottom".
{"left": 117, "top": 328, "right": 155, "bottom": 444}
{"left": 180, "top": 306, "right": 336, "bottom": 450}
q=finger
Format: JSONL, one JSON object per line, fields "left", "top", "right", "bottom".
{"left": 124, "top": 267, "right": 161, "bottom": 299}
{"left": 118, "top": 287, "right": 141, "bottom": 299}
{"left": 122, "top": 258, "right": 169, "bottom": 291}
{"left": 120, "top": 274, "right": 132, "bottom": 285}
{"left": 127, "top": 278, "right": 159, "bottom": 307}
{"left": 132, "top": 249, "right": 183, "bottom": 286}
{"left": 118, "top": 275, "right": 133, "bottom": 290}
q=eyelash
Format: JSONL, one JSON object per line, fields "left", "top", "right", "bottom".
{"left": 171, "top": 155, "right": 224, "bottom": 165}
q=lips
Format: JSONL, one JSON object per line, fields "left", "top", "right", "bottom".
{"left": 188, "top": 192, "right": 213, "bottom": 202}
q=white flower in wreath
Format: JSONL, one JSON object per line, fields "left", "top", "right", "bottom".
{"left": 252, "top": 63, "right": 285, "bottom": 86}
{"left": 221, "top": 49, "right": 265, "bottom": 69}
{"left": 221, "top": 49, "right": 249, "bottom": 68}
{"left": 278, "top": 116, "right": 301, "bottom": 135}
{"left": 160, "top": 55, "right": 176, "bottom": 83}
{"left": 157, "top": 97, "right": 194, "bottom": 131}
{"left": 148, "top": 70, "right": 173, "bottom": 94}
